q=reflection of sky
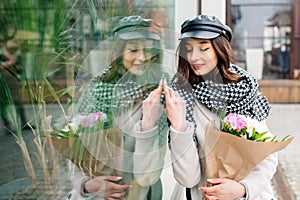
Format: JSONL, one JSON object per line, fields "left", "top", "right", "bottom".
{"left": 132, "top": 0, "right": 176, "bottom": 49}
{"left": 133, "top": 0, "right": 175, "bottom": 28}
{"left": 233, "top": 5, "right": 291, "bottom": 49}
{"left": 232, "top": 0, "right": 290, "bottom": 4}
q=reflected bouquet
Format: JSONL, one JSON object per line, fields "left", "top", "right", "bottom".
{"left": 51, "top": 112, "right": 108, "bottom": 139}
{"left": 204, "top": 112, "right": 293, "bottom": 181}
{"left": 49, "top": 111, "right": 123, "bottom": 177}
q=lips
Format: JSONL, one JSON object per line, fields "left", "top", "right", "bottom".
{"left": 192, "top": 64, "right": 204, "bottom": 70}
{"left": 132, "top": 64, "right": 144, "bottom": 70}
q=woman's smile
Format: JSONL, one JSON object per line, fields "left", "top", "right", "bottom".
{"left": 185, "top": 38, "right": 218, "bottom": 76}
{"left": 123, "top": 40, "right": 155, "bottom": 75}
{"left": 191, "top": 63, "right": 205, "bottom": 70}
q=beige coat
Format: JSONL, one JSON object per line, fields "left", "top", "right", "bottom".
{"left": 67, "top": 102, "right": 168, "bottom": 200}
{"left": 170, "top": 101, "right": 278, "bottom": 200}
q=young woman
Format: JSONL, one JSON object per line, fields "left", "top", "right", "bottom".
{"left": 67, "top": 15, "right": 168, "bottom": 200}
{"left": 165, "top": 15, "right": 278, "bottom": 200}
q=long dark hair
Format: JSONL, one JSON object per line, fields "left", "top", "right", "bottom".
{"left": 176, "top": 35, "right": 241, "bottom": 88}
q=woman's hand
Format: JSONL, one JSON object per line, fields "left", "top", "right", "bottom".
{"left": 199, "top": 178, "right": 246, "bottom": 200}
{"left": 85, "top": 176, "right": 130, "bottom": 200}
{"left": 163, "top": 80, "right": 188, "bottom": 132}
{"left": 141, "top": 80, "right": 164, "bottom": 131}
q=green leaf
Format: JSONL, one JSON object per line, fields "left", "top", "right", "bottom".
{"left": 219, "top": 107, "right": 227, "bottom": 130}
{"left": 250, "top": 130, "right": 268, "bottom": 142}
{"left": 281, "top": 135, "right": 291, "bottom": 141}
{"left": 270, "top": 135, "right": 278, "bottom": 142}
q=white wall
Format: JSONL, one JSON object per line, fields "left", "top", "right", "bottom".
{"left": 175, "top": 0, "right": 199, "bottom": 45}
{"left": 175, "top": 0, "right": 227, "bottom": 40}
{"left": 201, "top": 0, "right": 227, "bottom": 23}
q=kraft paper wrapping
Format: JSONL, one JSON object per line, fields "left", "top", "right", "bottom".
{"left": 50, "top": 126, "right": 159, "bottom": 200}
{"left": 50, "top": 126, "right": 123, "bottom": 178}
{"left": 204, "top": 121, "right": 293, "bottom": 181}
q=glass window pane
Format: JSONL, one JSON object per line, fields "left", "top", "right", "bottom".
{"left": 232, "top": 5, "right": 291, "bottom": 39}
{"left": 232, "top": 0, "right": 291, "bottom": 5}
{"left": 231, "top": 4, "right": 291, "bottom": 79}
{"left": 0, "top": 0, "right": 177, "bottom": 199}
{"left": 233, "top": 38, "right": 291, "bottom": 79}
{"left": 132, "top": 0, "right": 176, "bottom": 49}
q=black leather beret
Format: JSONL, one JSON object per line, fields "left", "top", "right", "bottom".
{"left": 180, "top": 15, "right": 232, "bottom": 42}
{"left": 113, "top": 15, "right": 161, "bottom": 40}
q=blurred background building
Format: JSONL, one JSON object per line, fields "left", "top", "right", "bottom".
{"left": 1, "top": 0, "right": 299, "bottom": 105}
{"left": 188, "top": 0, "right": 300, "bottom": 103}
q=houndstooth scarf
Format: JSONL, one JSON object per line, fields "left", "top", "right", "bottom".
{"left": 76, "top": 66, "right": 168, "bottom": 130}
{"left": 77, "top": 67, "right": 149, "bottom": 115}
{"left": 171, "top": 65, "right": 271, "bottom": 122}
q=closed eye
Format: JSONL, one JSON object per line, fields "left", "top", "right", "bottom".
{"left": 186, "top": 48, "right": 192, "bottom": 53}
{"left": 128, "top": 48, "right": 138, "bottom": 53}
{"left": 200, "top": 48, "right": 209, "bottom": 52}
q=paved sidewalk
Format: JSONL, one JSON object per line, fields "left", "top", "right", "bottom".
{"left": 267, "top": 104, "right": 300, "bottom": 200}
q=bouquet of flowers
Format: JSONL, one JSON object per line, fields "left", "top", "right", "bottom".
{"left": 204, "top": 112, "right": 293, "bottom": 181}
{"left": 51, "top": 112, "right": 108, "bottom": 139}
{"left": 221, "top": 113, "right": 291, "bottom": 142}
{"left": 50, "top": 112, "right": 123, "bottom": 177}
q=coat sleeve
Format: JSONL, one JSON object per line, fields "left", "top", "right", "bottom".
{"left": 132, "top": 121, "right": 168, "bottom": 187}
{"left": 66, "top": 160, "right": 90, "bottom": 200}
{"left": 239, "top": 152, "right": 278, "bottom": 199}
{"left": 239, "top": 120, "right": 279, "bottom": 199}
{"left": 169, "top": 122, "right": 201, "bottom": 188}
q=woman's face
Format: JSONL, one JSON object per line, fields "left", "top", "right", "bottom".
{"left": 184, "top": 38, "right": 218, "bottom": 76}
{"left": 122, "top": 39, "right": 156, "bottom": 75}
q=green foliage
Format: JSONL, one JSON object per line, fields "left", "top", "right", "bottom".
{"left": 220, "top": 110, "right": 292, "bottom": 142}
{"left": 248, "top": 129, "right": 269, "bottom": 142}
{"left": 0, "top": 0, "right": 167, "bottom": 196}
{"left": 51, "top": 126, "right": 75, "bottom": 139}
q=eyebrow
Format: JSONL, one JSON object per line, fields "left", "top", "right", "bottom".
{"left": 197, "top": 40, "right": 210, "bottom": 44}
{"left": 127, "top": 41, "right": 139, "bottom": 45}
{"left": 186, "top": 40, "right": 211, "bottom": 45}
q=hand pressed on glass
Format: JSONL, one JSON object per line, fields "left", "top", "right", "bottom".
{"left": 141, "top": 80, "right": 164, "bottom": 131}
{"left": 84, "top": 176, "right": 130, "bottom": 199}
{"left": 164, "top": 79, "right": 188, "bottom": 132}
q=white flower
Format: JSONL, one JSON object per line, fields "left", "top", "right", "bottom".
{"left": 68, "top": 114, "right": 84, "bottom": 131}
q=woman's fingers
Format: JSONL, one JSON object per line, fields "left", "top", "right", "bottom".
{"left": 147, "top": 79, "right": 163, "bottom": 100}
{"left": 86, "top": 176, "right": 130, "bottom": 200}
{"left": 151, "top": 79, "right": 163, "bottom": 95}
{"left": 110, "top": 190, "right": 128, "bottom": 199}
{"left": 200, "top": 178, "right": 246, "bottom": 200}
{"left": 105, "top": 180, "right": 130, "bottom": 199}
{"left": 175, "top": 91, "right": 180, "bottom": 98}
{"left": 163, "top": 79, "right": 176, "bottom": 100}
{"left": 102, "top": 176, "right": 123, "bottom": 182}
{"left": 162, "top": 79, "right": 188, "bottom": 132}
{"left": 163, "top": 79, "right": 183, "bottom": 103}
{"left": 141, "top": 80, "right": 165, "bottom": 130}
{"left": 109, "top": 183, "right": 130, "bottom": 194}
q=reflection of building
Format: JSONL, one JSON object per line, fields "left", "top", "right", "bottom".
{"left": 197, "top": 0, "right": 300, "bottom": 103}
{"left": 1, "top": 0, "right": 299, "bottom": 103}
{"left": 264, "top": 10, "right": 291, "bottom": 78}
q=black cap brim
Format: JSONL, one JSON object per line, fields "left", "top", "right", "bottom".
{"left": 118, "top": 31, "right": 161, "bottom": 40}
{"left": 179, "top": 30, "right": 220, "bottom": 40}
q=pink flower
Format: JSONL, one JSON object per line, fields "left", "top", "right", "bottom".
{"left": 90, "top": 112, "right": 104, "bottom": 121}
{"left": 80, "top": 116, "right": 91, "bottom": 128}
{"left": 224, "top": 113, "right": 247, "bottom": 130}
{"left": 80, "top": 112, "right": 107, "bottom": 128}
